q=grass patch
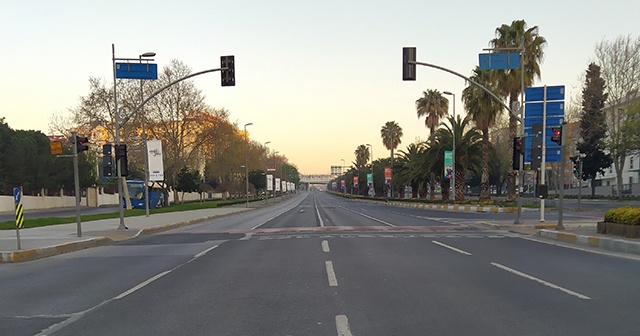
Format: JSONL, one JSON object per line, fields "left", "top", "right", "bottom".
{"left": 0, "top": 198, "right": 260, "bottom": 230}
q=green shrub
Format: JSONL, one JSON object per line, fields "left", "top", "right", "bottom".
{"left": 604, "top": 206, "right": 640, "bottom": 225}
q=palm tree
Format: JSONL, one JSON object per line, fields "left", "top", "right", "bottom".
{"left": 416, "top": 89, "right": 449, "bottom": 140}
{"left": 354, "top": 144, "right": 370, "bottom": 170}
{"left": 396, "top": 143, "right": 427, "bottom": 198}
{"left": 462, "top": 67, "right": 503, "bottom": 201}
{"left": 380, "top": 121, "right": 403, "bottom": 163}
{"left": 416, "top": 89, "right": 449, "bottom": 199}
{"left": 491, "top": 19, "right": 547, "bottom": 201}
{"left": 380, "top": 121, "right": 403, "bottom": 197}
{"left": 427, "top": 115, "right": 482, "bottom": 201}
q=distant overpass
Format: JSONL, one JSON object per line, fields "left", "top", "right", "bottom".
{"left": 299, "top": 174, "right": 337, "bottom": 191}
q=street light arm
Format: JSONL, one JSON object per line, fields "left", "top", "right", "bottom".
{"left": 411, "top": 61, "right": 521, "bottom": 123}
{"left": 119, "top": 67, "right": 225, "bottom": 127}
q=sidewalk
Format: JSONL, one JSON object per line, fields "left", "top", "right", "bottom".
{"left": 0, "top": 207, "right": 250, "bottom": 263}
{"left": 480, "top": 219, "right": 640, "bottom": 256}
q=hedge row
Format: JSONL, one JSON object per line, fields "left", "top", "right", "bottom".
{"left": 604, "top": 206, "right": 640, "bottom": 226}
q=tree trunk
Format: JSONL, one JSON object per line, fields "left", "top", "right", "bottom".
{"left": 455, "top": 169, "right": 465, "bottom": 201}
{"left": 429, "top": 172, "right": 436, "bottom": 200}
{"left": 441, "top": 178, "right": 450, "bottom": 202}
{"left": 591, "top": 176, "right": 596, "bottom": 198}
{"left": 480, "top": 130, "right": 491, "bottom": 201}
{"left": 615, "top": 156, "right": 625, "bottom": 198}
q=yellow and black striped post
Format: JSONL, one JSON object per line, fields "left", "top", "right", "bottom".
{"left": 15, "top": 203, "right": 24, "bottom": 229}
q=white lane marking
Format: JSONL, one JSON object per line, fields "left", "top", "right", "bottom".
{"left": 322, "top": 240, "right": 330, "bottom": 252}
{"left": 251, "top": 193, "right": 310, "bottom": 229}
{"left": 338, "top": 205, "right": 396, "bottom": 227}
{"left": 432, "top": 240, "right": 472, "bottom": 255}
{"left": 491, "top": 262, "right": 591, "bottom": 300}
{"left": 325, "top": 261, "right": 338, "bottom": 286}
{"left": 518, "top": 235, "right": 640, "bottom": 261}
{"left": 114, "top": 271, "right": 171, "bottom": 300}
{"left": 335, "top": 315, "right": 354, "bottom": 336}
{"left": 315, "top": 195, "right": 325, "bottom": 227}
{"left": 194, "top": 244, "right": 219, "bottom": 259}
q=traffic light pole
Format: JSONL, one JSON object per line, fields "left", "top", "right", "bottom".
{"left": 71, "top": 132, "right": 82, "bottom": 237}
{"left": 556, "top": 122, "right": 567, "bottom": 230}
{"left": 540, "top": 85, "right": 548, "bottom": 222}
{"left": 578, "top": 159, "right": 583, "bottom": 208}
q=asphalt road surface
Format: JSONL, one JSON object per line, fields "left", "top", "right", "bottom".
{"left": 1, "top": 191, "right": 639, "bottom": 335}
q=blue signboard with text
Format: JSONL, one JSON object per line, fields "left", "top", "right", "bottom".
{"left": 115, "top": 63, "right": 158, "bottom": 80}
{"left": 479, "top": 52, "right": 520, "bottom": 70}
{"left": 523, "top": 85, "right": 565, "bottom": 164}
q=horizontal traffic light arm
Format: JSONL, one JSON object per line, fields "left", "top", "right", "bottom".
{"left": 409, "top": 60, "right": 521, "bottom": 123}
{"left": 119, "top": 67, "right": 225, "bottom": 127}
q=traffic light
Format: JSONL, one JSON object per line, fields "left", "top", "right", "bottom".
{"left": 571, "top": 156, "right": 581, "bottom": 178}
{"left": 551, "top": 126, "right": 562, "bottom": 145}
{"left": 512, "top": 137, "right": 524, "bottom": 170}
{"left": 402, "top": 47, "right": 416, "bottom": 81}
{"left": 102, "top": 144, "right": 113, "bottom": 177}
{"left": 220, "top": 55, "right": 235, "bottom": 87}
{"left": 75, "top": 136, "right": 89, "bottom": 153}
{"left": 102, "top": 156, "right": 113, "bottom": 177}
{"left": 115, "top": 144, "right": 128, "bottom": 176}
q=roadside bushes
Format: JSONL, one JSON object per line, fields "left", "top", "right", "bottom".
{"left": 604, "top": 207, "right": 640, "bottom": 225}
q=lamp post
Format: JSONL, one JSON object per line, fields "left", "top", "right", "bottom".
{"left": 244, "top": 123, "right": 253, "bottom": 207}
{"left": 341, "top": 158, "right": 345, "bottom": 193}
{"left": 273, "top": 151, "right": 279, "bottom": 197}
{"left": 264, "top": 141, "right": 270, "bottom": 203}
{"left": 139, "top": 52, "right": 156, "bottom": 217}
{"left": 443, "top": 91, "right": 456, "bottom": 204}
{"left": 366, "top": 143, "right": 373, "bottom": 197}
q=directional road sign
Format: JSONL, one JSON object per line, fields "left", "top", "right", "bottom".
{"left": 115, "top": 63, "right": 158, "bottom": 80}
{"left": 525, "top": 85, "right": 565, "bottom": 102}
{"left": 13, "top": 187, "right": 21, "bottom": 204}
{"left": 478, "top": 52, "right": 520, "bottom": 70}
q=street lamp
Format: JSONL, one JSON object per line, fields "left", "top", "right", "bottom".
{"left": 139, "top": 52, "right": 156, "bottom": 217}
{"left": 244, "top": 123, "right": 253, "bottom": 207}
{"left": 366, "top": 143, "right": 373, "bottom": 197}
{"left": 443, "top": 91, "right": 456, "bottom": 204}
{"left": 112, "top": 45, "right": 156, "bottom": 229}
{"left": 264, "top": 141, "right": 270, "bottom": 203}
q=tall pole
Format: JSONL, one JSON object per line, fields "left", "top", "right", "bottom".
{"left": 264, "top": 141, "right": 270, "bottom": 203}
{"left": 444, "top": 91, "right": 456, "bottom": 203}
{"left": 366, "top": 143, "right": 373, "bottom": 197}
{"left": 112, "top": 44, "right": 126, "bottom": 230}
{"left": 140, "top": 74, "right": 150, "bottom": 217}
{"left": 578, "top": 158, "right": 583, "bottom": 208}
{"left": 244, "top": 123, "right": 253, "bottom": 207}
{"left": 515, "top": 36, "right": 526, "bottom": 224}
{"left": 556, "top": 122, "right": 567, "bottom": 230}
{"left": 540, "top": 85, "right": 547, "bottom": 222}
{"left": 71, "top": 132, "right": 82, "bottom": 237}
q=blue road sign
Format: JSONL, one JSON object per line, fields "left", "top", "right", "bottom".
{"left": 525, "top": 85, "right": 565, "bottom": 102}
{"left": 524, "top": 101, "right": 565, "bottom": 118}
{"left": 524, "top": 117, "right": 564, "bottom": 129}
{"left": 524, "top": 137, "right": 561, "bottom": 163}
{"left": 478, "top": 52, "right": 520, "bottom": 70}
{"left": 115, "top": 63, "right": 158, "bottom": 80}
{"left": 13, "top": 187, "right": 21, "bottom": 204}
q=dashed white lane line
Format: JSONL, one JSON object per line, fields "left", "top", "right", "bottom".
{"left": 432, "top": 240, "right": 472, "bottom": 255}
{"left": 325, "top": 261, "right": 338, "bottom": 286}
{"left": 491, "top": 262, "right": 591, "bottom": 300}
{"left": 322, "top": 240, "right": 330, "bottom": 253}
{"left": 315, "top": 196, "right": 325, "bottom": 227}
{"left": 335, "top": 315, "right": 354, "bottom": 336}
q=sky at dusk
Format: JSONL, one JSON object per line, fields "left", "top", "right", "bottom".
{"left": 1, "top": 1, "right": 639, "bottom": 174}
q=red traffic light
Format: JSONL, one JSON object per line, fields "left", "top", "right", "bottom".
{"left": 550, "top": 126, "right": 562, "bottom": 145}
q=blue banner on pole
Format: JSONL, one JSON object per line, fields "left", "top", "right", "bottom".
{"left": 115, "top": 63, "right": 158, "bottom": 80}
{"left": 478, "top": 52, "right": 520, "bottom": 70}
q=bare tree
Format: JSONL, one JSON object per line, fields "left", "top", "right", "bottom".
{"left": 595, "top": 35, "right": 640, "bottom": 197}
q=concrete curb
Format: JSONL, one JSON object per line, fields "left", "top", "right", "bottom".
{"left": 0, "top": 237, "right": 114, "bottom": 263}
{"left": 538, "top": 229, "right": 640, "bottom": 255}
{"left": 0, "top": 209, "right": 251, "bottom": 263}
{"left": 387, "top": 201, "right": 513, "bottom": 213}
